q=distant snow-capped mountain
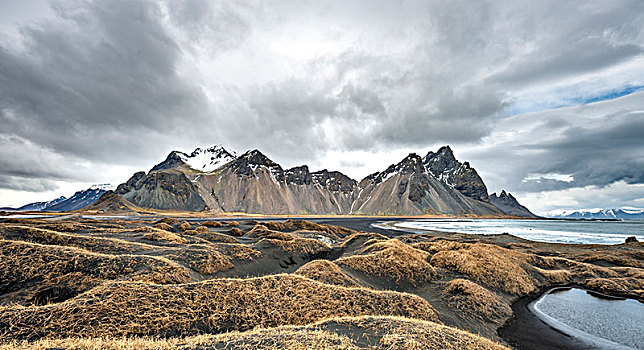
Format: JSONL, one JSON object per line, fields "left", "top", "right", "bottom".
{"left": 16, "top": 184, "right": 114, "bottom": 212}
{"left": 17, "top": 196, "right": 67, "bottom": 211}
{"left": 545, "top": 208, "right": 644, "bottom": 220}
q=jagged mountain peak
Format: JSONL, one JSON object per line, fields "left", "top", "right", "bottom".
{"left": 425, "top": 145, "right": 456, "bottom": 162}
{"left": 391, "top": 153, "right": 424, "bottom": 171}
{"left": 239, "top": 149, "right": 278, "bottom": 166}
{"left": 151, "top": 145, "right": 236, "bottom": 173}
{"left": 285, "top": 165, "right": 312, "bottom": 185}
{"left": 489, "top": 190, "right": 536, "bottom": 217}
{"left": 180, "top": 145, "right": 236, "bottom": 172}
{"left": 364, "top": 153, "right": 425, "bottom": 186}
{"left": 423, "top": 146, "right": 457, "bottom": 171}
{"left": 311, "top": 169, "right": 357, "bottom": 193}
{"left": 229, "top": 149, "right": 284, "bottom": 179}
{"left": 422, "top": 146, "right": 488, "bottom": 202}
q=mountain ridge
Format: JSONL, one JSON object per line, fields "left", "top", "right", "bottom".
{"left": 545, "top": 208, "right": 644, "bottom": 220}
{"left": 114, "top": 145, "right": 533, "bottom": 217}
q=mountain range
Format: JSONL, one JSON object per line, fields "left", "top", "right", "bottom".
{"left": 111, "top": 145, "right": 535, "bottom": 217}
{"left": 10, "top": 184, "right": 112, "bottom": 212}
{"left": 545, "top": 208, "right": 644, "bottom": 220}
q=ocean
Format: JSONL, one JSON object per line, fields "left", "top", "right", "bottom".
{"left": 386, "top": 219, "right": 644, "bottom": 244}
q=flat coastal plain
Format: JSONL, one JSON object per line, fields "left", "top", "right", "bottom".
{"left": 0, "top": 216, "right": 641, "bottom": 349}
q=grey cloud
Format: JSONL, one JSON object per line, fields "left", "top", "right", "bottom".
{"left": 0, "top": 175, "right": 58, "bottom": 192}
{"left": 463, "top": 94, "right": 644, "bottom": 196}
{"left": 489, "top": 1, "right": 644, "bottom": 87}
{"left": 0, "top": 0, "right": 230, "bottom": 167}
{"left": 0, "top": 0, "right": 643, "bottom": 210}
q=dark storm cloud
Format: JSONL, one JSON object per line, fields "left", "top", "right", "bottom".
{"left": 463, "top": 93, "right": 644, "bottom": 196}
{"left": 0, "top": 0, "right": 233, "bottom": 181}
{"left": 525, "top": 113, "right": 644, "bottom": 188}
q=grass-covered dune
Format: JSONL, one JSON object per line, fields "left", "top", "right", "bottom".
{"left": 0, "top": 217, "right": 641, "bottom": 349}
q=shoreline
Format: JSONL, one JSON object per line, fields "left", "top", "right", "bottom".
{"left": 498, "top": 286, "right": 592, "bottom": 350}
{"left": 499, "top": 285, "right": 642, "bottom": 350}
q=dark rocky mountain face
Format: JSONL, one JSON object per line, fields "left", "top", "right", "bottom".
{"left": 489, "top": 191, "right": 536, "bottom": 217}
{"left": 311, "top": 170, "right": 357, "bottom": 193}
{"left": 150, "top": 151, "right": 186, "bottom": 172}
{"left": 115, "top": 171, "right": 145, "bottom": 194}
{"left": 285, "top": 166, "right": 313, "bottom": 186}
{"left": 423, "top": 146, "right": 489, "bottom": 202}
{"left": 116, "top": 170, "right": 205, "bottom": 211}
{"left": 229, "top": 150, "right": 285, "bottom": 181}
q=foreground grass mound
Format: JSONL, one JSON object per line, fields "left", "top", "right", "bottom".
{"left": 0, "top": 275, "right": 438, "bottom": 341}
{"left": 1, "top": 217, "right": 642, "bottom": 348}
{"left": 295, "top": 260, "right": 360, "bottom": 287}
{"left": 3, "top": 316, "right": 509, "bottom": 350}
{"left": 0, "top": 239, "right": 191, "bottom": 306}
{"left": 338, "top": 239, "right": 436, "bottom": 286}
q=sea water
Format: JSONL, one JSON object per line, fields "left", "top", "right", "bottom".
{"left": 531, "top": 288, "right": 644, "bottom": 349}
{"left": 387, "top": 219, "right": 644, "bottom": 244}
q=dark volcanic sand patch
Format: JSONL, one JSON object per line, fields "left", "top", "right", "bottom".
{"left": 498, "top": 288, "right": 592, "bottom": 350}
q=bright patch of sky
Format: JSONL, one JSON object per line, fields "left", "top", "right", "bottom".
{"left": 523, "top": 174, "right": 575, "bottom": 183}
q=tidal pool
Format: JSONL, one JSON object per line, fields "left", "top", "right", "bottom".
{"left": 531, "top": 288, "right": 644, "bottom": 349}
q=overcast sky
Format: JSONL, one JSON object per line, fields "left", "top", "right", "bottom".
{"left": 1, "top": 0, "right": 643, "bottom": 214}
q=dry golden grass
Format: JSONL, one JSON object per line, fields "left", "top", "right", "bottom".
{"left": 201, "top": 220, "right": 224, "bottom": 227}
{"left": 337, "top": 239, "right": 436, "bottom": 286}
{"left": 529, "top": 255, "right": 620, "bottom": 280}
{"left": 564, "top": 251, "right": 644, "bottom": 268}
{"left": 152, "top": 222, "right": 173, "bottom": 231}
{"left": 217, "top": 243, "right": 263, "bottom": 261}
{"left": 295, "top": 260, "right": 360, "bottom": 287}
{"left": 229, "top": 227, "right": 243, "bottom": 236}
{"left": 246, "top": 224, "right": 295, "bottom": 241}
{"left": 199, "top": 231, "right": 237, "bottom": 243}
{"left": 413, "top": 240, "right": 468, "bottom": 255}
{"left": 1, "top": 218, "right": 641, "bottom": 349}
{"left": 283, "top": 219, "right": 356, "bottom": 238}
{"left": 340, "top": 232, "right": 388, "bottom": 247}
{"left": 0, "top": 225, "right": 152, "bottom": 254}
{"left": 441, "top": 279, "right": 511, "bottom": 322}
{"left": 142, "top": 229, "right": 188, "bottom": 244}
{"left": 0, "top": 316, "right": 509, "bottom": 350}
{"left": 533, "top": 267, "right": 572, "bottom": 283}
{"left": 261, "top": 237, "right": 331, "bottom": 255}
{"left": 0, "top": 239, "right": 192, "bottom": 306}
{"left": 0, "top": 275, "right": 438, "bottom": 341}
{"left": 177, "top": 221, "right": 192, "bottom": 231}
{"left": 430, "top": 243, "right": 537, "bottom": 295}
{"left": 162, "top": 249, "right": 234, "bottom": 275}
{"left": 582, "top": 277, "right": 644, "bottom": 297}
{"left": 154, "top": 218, "right": 180, "bottom": 225}
{"left": 262, "top": 221, "right": 288, "bottom": 231}
{"left": 192, "top": 226, "right": 210, "bottom": 234}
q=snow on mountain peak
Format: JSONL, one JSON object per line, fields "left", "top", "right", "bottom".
{"left": 180, "top": 145, "right": 237, "bottom": 173}
{"left": 89, "top": 184, "right": 114, "bottom": 191}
